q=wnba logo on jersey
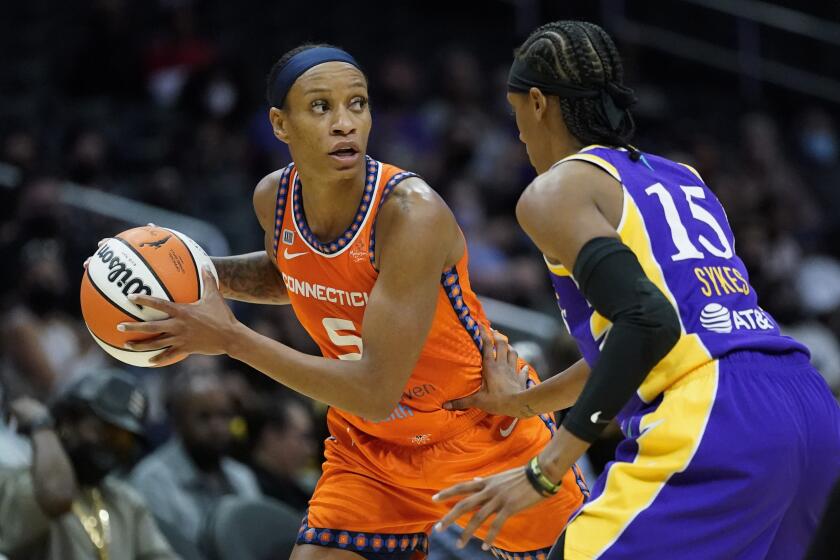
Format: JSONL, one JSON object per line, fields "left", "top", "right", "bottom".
{"left": 699, "top": 303, "right": 774, "bottom": 334}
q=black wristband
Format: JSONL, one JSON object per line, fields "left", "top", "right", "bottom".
{"left": 524, "top": 465, "right": 553, "bottom": 497}
{"left": 524, "top": 456, "right": 559, "bottom": 497}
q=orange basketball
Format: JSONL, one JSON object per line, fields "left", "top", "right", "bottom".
{"left": 80, "top": 225, "right": 218, "bottom": 367}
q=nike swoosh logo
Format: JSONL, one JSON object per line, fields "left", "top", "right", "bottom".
{"left": 284, "top": 249, "right": 308, "bottom": 260}
{"left": 590, "top": 410, "right": 603, "bottom": 424}
{"left": 639, "top": 419, "right": 665, "bottom": 436}
{"left": 499, "top": 418, "right": 519, "bottom": 438}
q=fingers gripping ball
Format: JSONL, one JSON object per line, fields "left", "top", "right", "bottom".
{"left": 80, "top": 225, "right": 218, "bottom": 367}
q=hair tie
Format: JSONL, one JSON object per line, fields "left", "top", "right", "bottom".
{"left": 599, "top": 82, "right": 637, "bottom": 131}
{"left": 605, "top": 82, "right": 637, "bottom": 109}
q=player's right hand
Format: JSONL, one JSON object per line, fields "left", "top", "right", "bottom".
{"left": 443, "top": 325, "right": 531, "bottom": 417}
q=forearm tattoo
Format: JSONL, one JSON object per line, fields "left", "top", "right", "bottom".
{"left": 211, "top": 252, "right": 288, "bottom": 304}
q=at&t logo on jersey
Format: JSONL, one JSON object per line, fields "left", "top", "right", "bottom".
{"left": 699, "top": 303, "right": 774, "bottom": 333}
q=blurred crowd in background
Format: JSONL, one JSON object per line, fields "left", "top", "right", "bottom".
{"left": 1, "top": 0, "right": 840, "bottom": 558}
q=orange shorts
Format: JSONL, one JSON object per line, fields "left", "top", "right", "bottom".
{"left": 297, "top": 410, "right": 588, "bottom": 558}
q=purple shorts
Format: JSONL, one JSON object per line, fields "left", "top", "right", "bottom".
{"left": 561, "top": 351, "right": 840, "bottom": 559}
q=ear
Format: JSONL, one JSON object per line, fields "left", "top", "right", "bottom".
{"left": 529, "top": 87, "right": 548, "bottom": 122}
{"left": 269, "top": 107, "right": 290, "bottom": 145}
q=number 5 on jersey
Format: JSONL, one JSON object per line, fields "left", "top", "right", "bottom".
{"left": 322, "top": 317, "right": 363, "bottom": 360}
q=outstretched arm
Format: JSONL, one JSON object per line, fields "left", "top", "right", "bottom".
{"left": 122, "top": 179, "right": 460, "bottom": 421}
{"left": 444, "top": 327, "right": 590, "bottom": 418}
{"left": 9, "top": 398, "right": 78, "bottom": 517}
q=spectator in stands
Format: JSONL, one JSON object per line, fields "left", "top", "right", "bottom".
{"left": 130, "top": 369, "right": 261, "bottom": 546}
{"left": 0, "top": 369, "right": 176, "bottom": 559}
{"left": 0, "top": 382, "right": 30, "bottom": 469}
{"left": 1, "top": 239, "right": 104, "bottom": 402}
{"left": 248, "top": 395, "right": 317, "bottom": 513}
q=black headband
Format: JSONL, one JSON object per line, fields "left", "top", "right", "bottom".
{"left": 507, "top": 57, "right": 636, "bottom": 131}
{"left": 270, "top": 47, "right": 362, "bottom": 108}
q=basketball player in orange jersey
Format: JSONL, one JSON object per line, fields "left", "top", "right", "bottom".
{"left": 117, "top": 44, "right": 588, "bottom": 559}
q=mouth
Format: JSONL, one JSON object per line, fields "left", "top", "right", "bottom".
{"left": 328, "top": 144, "right": 361, "bottom": 163}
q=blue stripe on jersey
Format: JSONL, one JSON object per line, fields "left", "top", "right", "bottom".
{"left": 367, "top": 170, "right": 418, "bottom": 265}
{"left": 271, "top": 164, "right": 294, "bottom": 259}
{"left": 441, "top": 266, "right": 483, "bottom": 352}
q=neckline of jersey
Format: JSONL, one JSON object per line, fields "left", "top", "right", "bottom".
{"left": 549, "top": 144, "right": 623, "bottom": 171}
{"left": 291, "top": 156, "right": 380, "bottom": 256}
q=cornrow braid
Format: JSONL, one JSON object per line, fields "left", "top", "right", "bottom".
{"left": 515, "top": 21, "right": 638, "bottom": 158}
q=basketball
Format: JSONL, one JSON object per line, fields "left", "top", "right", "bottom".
{"left": 80, "top": 225, "right": 218, "bottom": 367}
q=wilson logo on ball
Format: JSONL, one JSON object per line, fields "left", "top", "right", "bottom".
{"left": 95, "top": 244, "right": 153, "bottom": 296}
{"left": 81, "top": 226, "right": 218, "bottom": 368}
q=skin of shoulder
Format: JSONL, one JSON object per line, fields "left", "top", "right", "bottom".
{"left": 516, "top": 159, "right": 623, "bottom": 270}
{"left": 252, "top": 169, "right": 287, "bottom": 233}
{"left": 373, "top": 176, "right": 464, "bottom": 270}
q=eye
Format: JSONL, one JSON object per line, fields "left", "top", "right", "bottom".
{"left": 350, "top": 97, "right": 368, "bottom": 111}
{"left": 312, "top": 100, "right": 329, "bottom": 114}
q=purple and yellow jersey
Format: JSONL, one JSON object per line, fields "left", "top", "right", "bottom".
{"left": 547, "top": 145, "right": 809, "bottom": 407}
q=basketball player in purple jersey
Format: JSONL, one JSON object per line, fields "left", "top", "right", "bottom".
{"left": 433, "top": 21, "right": 840, "bottom": 559}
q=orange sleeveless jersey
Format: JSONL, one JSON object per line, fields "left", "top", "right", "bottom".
{"left": 271, "top": 157, "right": 491, "bottom": 445}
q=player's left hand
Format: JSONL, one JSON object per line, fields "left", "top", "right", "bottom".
{"left": 443, "top": 325, "right": 531, "bottom": 417}
{"left": 118, "top": 268, "right": 240, "bottom": 363}
{"left": 432, "top": 466, "right": 544, "bottom": 551}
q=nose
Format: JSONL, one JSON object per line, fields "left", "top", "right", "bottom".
{"left": 331, "top": 105, "right": 356, "bottom": 136}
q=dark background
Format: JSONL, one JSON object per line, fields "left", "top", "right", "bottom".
{"left": 2, "top": 0, "right": 839, "bottom": 494}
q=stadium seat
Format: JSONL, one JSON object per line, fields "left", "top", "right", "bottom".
{"left": 204, "top": 496, "right": 302, "bottom": 560}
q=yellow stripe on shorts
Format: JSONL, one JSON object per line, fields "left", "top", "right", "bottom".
{"left": 564, "top": 361, "right": 719, "bottom": 559}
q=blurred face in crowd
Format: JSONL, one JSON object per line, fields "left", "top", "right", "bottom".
{"left": 269, "top": 62, "right": 371, "bottom": 180}
{"left": 20, "top": 242, "right": 69, "bottom": 317}
{"left": 260, "top": 401, "right": 316, "bottom": 476}
{"left": 58, "top": 410, "right": 139, "bottom": 486}
{"left": 176, "top": 377, "right": 235, "bottom": 470}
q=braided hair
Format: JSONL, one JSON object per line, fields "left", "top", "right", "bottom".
{"left": 514, "top": 21, "right": 639, "bottom": 159}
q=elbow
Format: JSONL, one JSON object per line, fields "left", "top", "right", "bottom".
{"left": 363, "top": 399, "right": 399, "bottom": 423}
{"left": 33, "top": 474, "right": 78, "bottom": 518}
{"left": 644, "top": 295, "right": 681, "bottom": 359}
{"left": 656, "top": 299, "right": 681, "bottom": 350}
{"left": 35, "top": 492, "right": 74, "bottom": 518}
{"left": 360, "top": 386, "right": 403, "bottom": 423}
{"left": 663, "top": 310, "right": 681, "bottom": 350}
{"left": 353, "top": 365, "right": 406, "bottom": 422}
